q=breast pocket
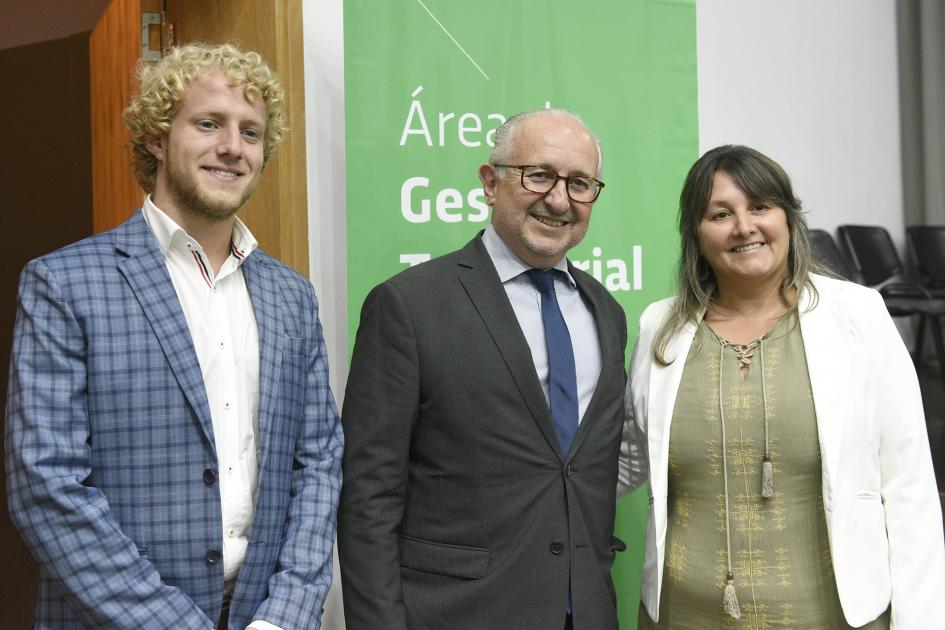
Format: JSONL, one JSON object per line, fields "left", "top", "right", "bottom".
{"left": 281, "top": 336, "right": 307, "bottom": 378}
{"left": 278, "top": 337, "right": 307, "bottom": 419}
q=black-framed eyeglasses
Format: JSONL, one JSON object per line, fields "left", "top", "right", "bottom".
{"left": 493, "top": 164, "right": 605, "bottom": 203}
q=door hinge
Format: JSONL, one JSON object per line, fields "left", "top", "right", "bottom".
{"left": 141, "top": 11, "right": 174, "bottom": 61}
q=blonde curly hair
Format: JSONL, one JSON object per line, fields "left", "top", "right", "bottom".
{"left": 123, "top": 42, "right": 288, "bottom": 193}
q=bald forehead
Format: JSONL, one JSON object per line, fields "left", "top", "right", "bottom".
{"left": 513, "top": 113, "right": 593, "bottom": 144}
{"left": 511, "top": 114, "right": 600, "bottom": 176}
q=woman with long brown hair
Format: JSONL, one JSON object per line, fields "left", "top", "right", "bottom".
{"left": 620, "top": 145, "right": 944, "bottom": 629}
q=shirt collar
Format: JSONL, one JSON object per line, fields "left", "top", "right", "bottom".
{"left": 142, "top": 195, "right": 258, "bottom": 263}
{"left": 228, "top": 213, "right": 257, "bottom": 261}
{"left": 481, "top": 224, "right": 576, "bottom": 288}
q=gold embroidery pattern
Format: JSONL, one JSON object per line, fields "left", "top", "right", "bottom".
{"left": 666, "top": 541, "right": 688, "bottom": 584}
{"left": 741, "top": 602, "right": 772, "bottom": 629}
{"left": 769, "top": 485, "right": 787, "bottom": 532}
{"left": 706, "top": 438, "right": 723, "bottom": 477}
{"left": 675, "top": 491, "right": 691, "bottom": 528}
{"left": 775, "top": 546, "right": 791, "bottom": 589}
{"left": 735, "top": 546, "right": 770, "bottom": 591}
{"left": 650, "top": 315, "right": 887, "bottom": 629}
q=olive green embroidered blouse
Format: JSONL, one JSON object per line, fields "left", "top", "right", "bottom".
{"left": 638, "top": 312, "right": 889, "bottom": 629}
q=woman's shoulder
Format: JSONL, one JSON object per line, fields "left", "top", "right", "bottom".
{"left": 639, "top": 296, "right": 677, "bottom": 329}
{"left": 634, "top": 296, "right": 683, "bottom": 353}
{"left": 808, "top": 273, "right": 884, "bottom": 310}
{"left": 805, "top": 274, "right": 897, "bottom": 341}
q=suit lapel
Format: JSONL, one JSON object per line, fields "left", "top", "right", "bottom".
{"left": 565, "top": 268, "right": 620, "bottom": 457}
{"left": 240, "top": 252, "right": 284, "bottom": 474}
{"left": 114, "top": 211, "right": 215, "bottom": 450}
{"left": 455, "top": 237, "right": 565, "bottom": 460}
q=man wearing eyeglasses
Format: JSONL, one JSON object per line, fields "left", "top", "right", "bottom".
{"left": 338, "top": 109, "right": 627, "bottom": 630}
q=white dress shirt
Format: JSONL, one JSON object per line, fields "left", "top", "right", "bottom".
{"left": 481, "top": 225, "right": 602, "bottom": 424}
{"left": 143, "top": 199, "right": 281, "bottom": 630}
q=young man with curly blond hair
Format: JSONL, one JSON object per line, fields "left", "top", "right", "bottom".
{"left": 6, "top": 43, "right": 342, "bottom": 630}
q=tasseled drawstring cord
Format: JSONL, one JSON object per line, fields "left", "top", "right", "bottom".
{"left": 759, "top": 339, "right": 774, "bottom": 498}
{"left": 718, "top": 336, "right": 774, "bottom": 499}
{"left": 717, "top": 344, "right": 741, "bottom": 620}
{"left": 715, "top": 330, "right": 777, "bottom": 619}
{"left": 723, "top": 572, "right": 741, "bottom": 620}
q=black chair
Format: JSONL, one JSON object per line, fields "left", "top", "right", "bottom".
{"left": 839, "top": 224, "right": 945, "bottom": 390}
{"left": 907, "top": 226, "right": 945, "bottom": 295}
{"left": 838, "top": 225, "right": 909, "bottom": 286}
{"left": 809, "top": 229, "right": 854, "bottom": 280}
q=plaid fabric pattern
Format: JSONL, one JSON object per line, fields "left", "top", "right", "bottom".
{"left": 5, "top": 211, "right": 343, "bottom": 629}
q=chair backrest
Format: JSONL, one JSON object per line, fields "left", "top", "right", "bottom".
{"left": 837, "top": 225, "right": 903, "bottom": 285}
{"left": 907, "top": 226, "right": 945, "bottom": 288}
{"left": 808, "top": 229, "right": 853, "bottom": 280}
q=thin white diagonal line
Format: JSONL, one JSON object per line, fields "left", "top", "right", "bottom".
{"left": 415, "top": 0, "right": 490, "bottom": 80}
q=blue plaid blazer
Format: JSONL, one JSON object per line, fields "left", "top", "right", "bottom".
{"left": 5, "top": 211, "right": 343, "bottom": 629}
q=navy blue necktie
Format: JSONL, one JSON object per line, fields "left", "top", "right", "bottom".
{"left": 525, "top": 269, "right": 579, "bottom": 455}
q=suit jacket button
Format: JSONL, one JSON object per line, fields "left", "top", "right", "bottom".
{"left": 205, "top": 549, "right": 221, "bottom": 565}
{"left": 564, "top": 464, "right": 573, "bottom": 477}
{"left": 550, "top": 539, "right": 564, "bottom": 555}
{"left": 203, "top": 468, "right": 217, "bottom": 485}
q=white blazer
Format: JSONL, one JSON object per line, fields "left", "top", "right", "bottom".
{"left": 619, "top": 274, "right": 945, "bottom": 629}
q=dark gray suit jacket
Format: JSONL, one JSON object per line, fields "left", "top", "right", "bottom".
{"left": 338, "top": 234, "right": 627, "bottom": 630}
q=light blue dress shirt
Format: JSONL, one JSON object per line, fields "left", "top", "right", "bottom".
{"left": 481, "top": 225, "right": 603, "bottom": 424}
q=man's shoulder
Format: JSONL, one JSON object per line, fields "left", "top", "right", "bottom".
{"left": 380, "top": 240, "right": 473, "bottom": 290}
{"left": 27, "top": 209, "right": 154, "bottom": 267}
{"left": 395, "top": 250, "right": 463, "bottom": 281}
{"left": 27, "top": 226, "right": 122, "bottom": 275}
{"left": 247, "top": 248, "right": 310, "bottom": 286}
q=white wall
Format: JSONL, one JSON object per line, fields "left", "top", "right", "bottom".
{"left": 303, "top": 0, "right": 348, "bottom": 398}
{"left": 303, "top": 1, "right": 347, "bottom": 628}
{"left": 697, "top": 0, "right": 904, "bottom": 246}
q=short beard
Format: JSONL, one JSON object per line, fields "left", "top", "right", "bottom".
{"left": 167, "top": 158, "right": 259, "bottom": 222}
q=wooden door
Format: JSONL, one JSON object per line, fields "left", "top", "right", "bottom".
{"left": 90, "top": 0, "right": 154, "bottom": 233}
{"left": 91, "top": 0, "right": 309, "bottom": 274}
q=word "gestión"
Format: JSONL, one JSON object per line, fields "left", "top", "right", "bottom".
{"left": 401, "top": 177, "right": 489, "bottom": 223}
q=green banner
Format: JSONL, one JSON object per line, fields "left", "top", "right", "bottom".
{"left": 344, "top": 1, "right": 697, "bottom": 625}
